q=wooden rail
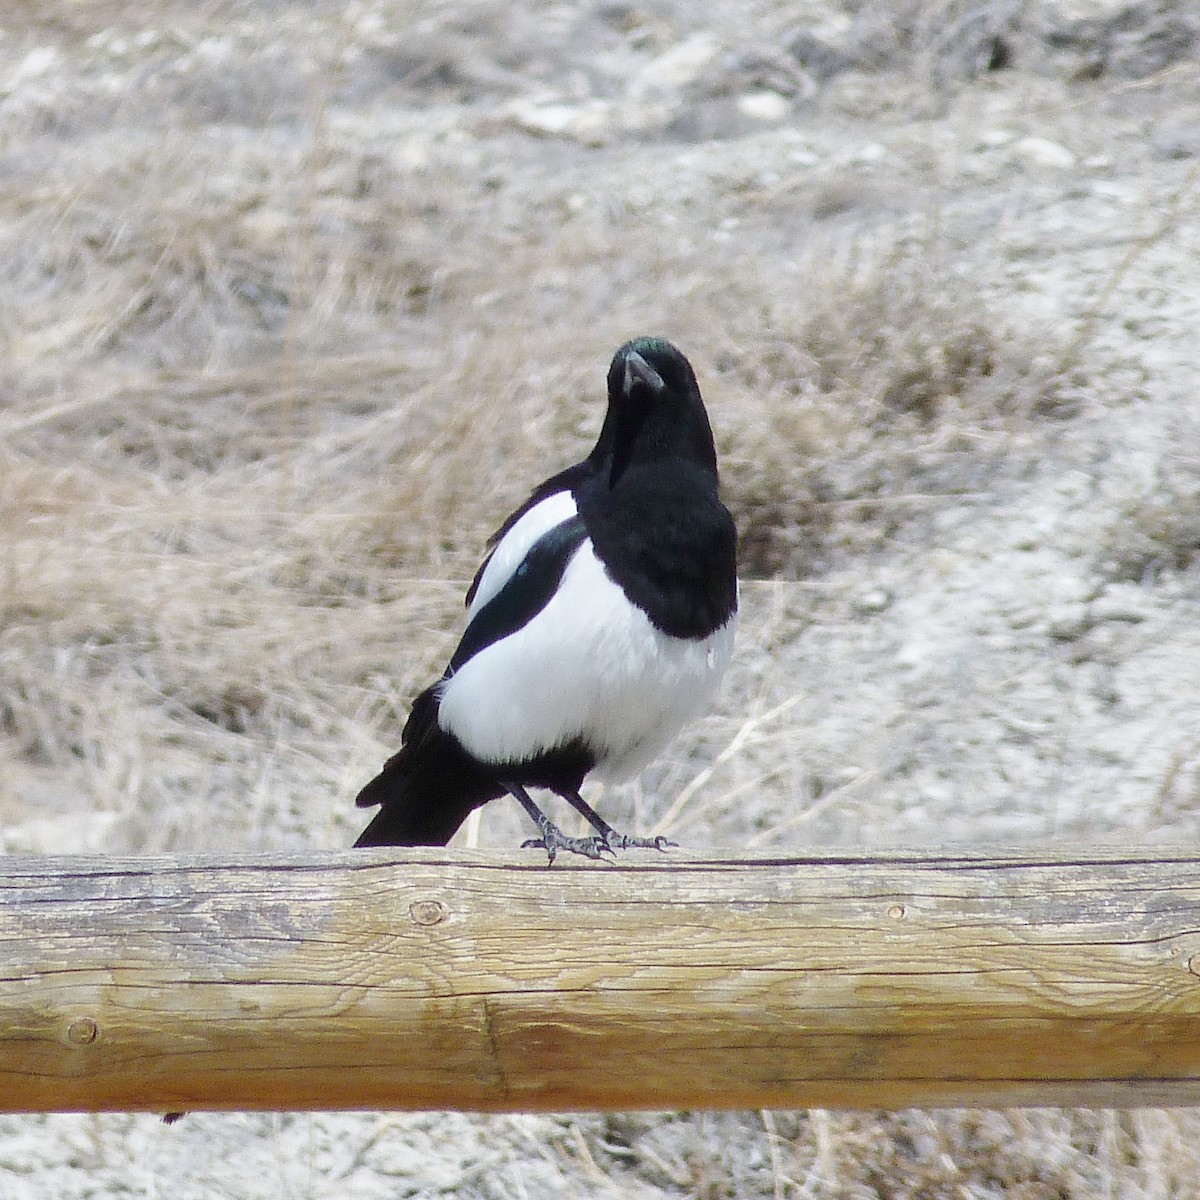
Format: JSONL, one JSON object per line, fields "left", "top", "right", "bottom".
{"left": 2, "top": 848, "right": 1200, "bottom": 1113}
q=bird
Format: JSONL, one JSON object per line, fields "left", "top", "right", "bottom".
{"left": 353, "top": 336, "right": 738, "bottom": 861}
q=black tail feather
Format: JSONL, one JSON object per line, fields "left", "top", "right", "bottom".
{"left": 353, "top": 687, "right": 502, "bottom": 847}
{"left": 353, "top": 685, "right": 598, "bottom": 849}
{"left": 352, "top": 759, "right": 499, "bottom": 846}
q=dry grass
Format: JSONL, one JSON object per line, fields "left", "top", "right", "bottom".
{"left": 0, "top": 209, "right": 1039, "bottom": 848}
{"left": 0, "top": 10, "right": 1053, "bottom": 846}
{"left": 3, "top": 1, "right": 1200, "bottom": 1198}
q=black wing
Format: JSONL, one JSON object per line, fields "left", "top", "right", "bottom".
{"left": 451, "top": 515, "right": 589, "bottom": 672}
{"left": 464, "top": 460, "right": 598, "bottom": 608}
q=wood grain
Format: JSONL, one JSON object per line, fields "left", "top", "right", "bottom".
{"left": 3, "top": 847, "right": 1200, "bottom": 1113}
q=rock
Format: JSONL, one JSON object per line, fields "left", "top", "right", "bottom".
{"left": 736, "top": 90, "right": 791, "bottom": 122}
{"left": 1014, "top": 136, "right": 1077, "bottom": 169}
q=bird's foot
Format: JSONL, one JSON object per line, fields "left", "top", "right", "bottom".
{"left": 522, "top": 826, "right": 614, "bottom": 864}
{"left": 603, "top": 832, "right": 676, "bottom": 853}
{"left": 507, "top": 782, "right": 614, "bottom": 863}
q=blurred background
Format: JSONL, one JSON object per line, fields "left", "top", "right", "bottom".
{"left": 2, "top": 1, "right": 1200, "bottom": 1195}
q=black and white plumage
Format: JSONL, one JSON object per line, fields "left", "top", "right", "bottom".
{"left": 354, "top": 337, "right": 738, "bottom": 860}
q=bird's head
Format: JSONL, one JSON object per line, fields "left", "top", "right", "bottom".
{"left": 602, "top": 337, "right": 716, "bottom": 489}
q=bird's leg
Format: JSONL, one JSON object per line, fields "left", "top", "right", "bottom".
{"left": 502, "top": 782, "right": 612, "bottom": 863}
{"left": 560, "top": 789, "right": 676, "bottom": 853}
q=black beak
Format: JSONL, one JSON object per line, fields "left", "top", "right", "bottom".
{"left": 623, "top": 350, "right": 665, "bottom": 398}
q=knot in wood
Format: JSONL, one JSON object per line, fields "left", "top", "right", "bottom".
{"left": 67, "top": 1018, "right": 98, "bottom": 1046}
{"left": 408, "top": 899, "right": 449, "bottom": 926}
{"left": 887, "top": 904, "right": 906, "bottom": 920}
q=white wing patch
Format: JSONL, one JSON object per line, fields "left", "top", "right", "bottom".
{"left": 467, "top": 490, "right": 579, "bottom": 621}
{"left": 439, "top": 540, "right": 737, "bottom": 780}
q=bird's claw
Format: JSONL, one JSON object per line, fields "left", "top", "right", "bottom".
{"left": 603, "top": 833, "right": 676, "bottom": 852}
{"left": 520, "top": 814, "right": 676, "bottom": 863}
{"left": 522, "top": 831, "right": 614, "bottom": 864}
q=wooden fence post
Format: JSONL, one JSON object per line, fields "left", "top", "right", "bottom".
{"left": 2, "top": 848, "right": 1200, "bottom": 1113}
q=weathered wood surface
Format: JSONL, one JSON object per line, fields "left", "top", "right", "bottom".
{"left": 2, "top": 847, "right": 1200, "bottom": 1113}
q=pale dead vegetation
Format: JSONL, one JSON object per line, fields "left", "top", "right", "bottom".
{"left": 3, "top": 0, "right": 1200, "bottom": 1197}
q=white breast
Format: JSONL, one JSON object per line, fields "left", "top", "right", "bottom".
{"left": 438, "top": 540, "right": 737, "bottom": 780}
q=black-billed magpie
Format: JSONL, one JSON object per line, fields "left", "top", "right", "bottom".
{"left": 354, "top": 337, "right": 738, "bottom": 861}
